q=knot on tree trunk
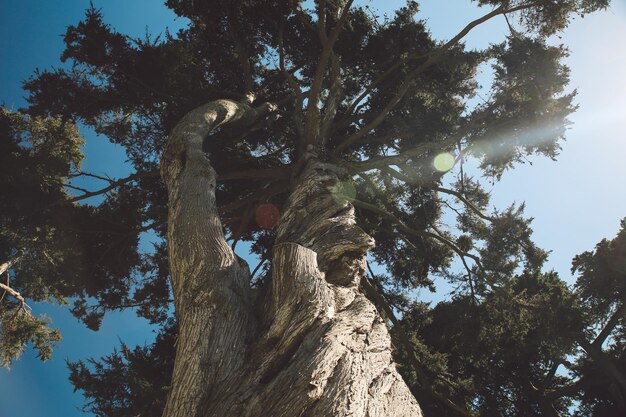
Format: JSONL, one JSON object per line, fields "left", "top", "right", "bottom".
{"left": 241, "top": 240, "right": 422, "bottom": 417}
{"left": 277, "top": 160, "right": 374, "bottom": 286}
{"left": 230, "top": 159, "right": 422, "bottom": 416}
{"left": 161, "top": 101, "right": 422, "bottom": 417}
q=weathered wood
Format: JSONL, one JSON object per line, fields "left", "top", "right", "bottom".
{"left": 0, "top": 254, "right": 27, "bottom": 308}
{"left": 161, "top": 100, "right": 260, "bottom": 417}
{"left": 161, "top": 100, "right": 422, "bottom": 417}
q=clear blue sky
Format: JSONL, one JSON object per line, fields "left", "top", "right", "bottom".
{"left": 1, "top": 0, "right": 625, "bottom": 415}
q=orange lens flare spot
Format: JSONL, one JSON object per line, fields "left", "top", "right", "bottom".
{"left": 255, "top": 203, "right": 280, "bottom": 229}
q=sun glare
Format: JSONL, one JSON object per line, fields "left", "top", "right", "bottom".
{"left": 433, "top": 152, "right": 456, "bottom": 172}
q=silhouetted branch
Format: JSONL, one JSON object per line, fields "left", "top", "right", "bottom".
{"left": 332, "top": 2, "right": 539, "bottom": 154}
{"left": 352, "top": 198, "right": 484, "bottom": 271}
{"left": 362, "top": 266, "right": 476, "bottom": 417}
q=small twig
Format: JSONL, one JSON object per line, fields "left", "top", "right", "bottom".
{"left": 250, "top": 255, "right": 268, "bottom": 281}
{"left": 62, "top": 170, "right": 159, "bottom": 204}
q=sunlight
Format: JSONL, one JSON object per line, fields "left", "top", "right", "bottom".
{"left": 468, "top": 96, "right": 626, "bottom": 166}
{"left": 434, "top": 152, "right": 456, "bottom": 172}
{"left": 331, "top": 180, "right": 357, "bottom": 204}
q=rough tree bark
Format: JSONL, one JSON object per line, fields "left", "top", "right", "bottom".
{"left": 161, "top": 100, "right": 423, "bottom": 417}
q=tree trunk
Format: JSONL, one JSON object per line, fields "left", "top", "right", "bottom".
{"left": 161, "top": 100, "right": 423, "bottom": 417}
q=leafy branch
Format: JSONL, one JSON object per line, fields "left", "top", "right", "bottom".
{"left": 332, "top": 1, "right": 540, "bottom": 155}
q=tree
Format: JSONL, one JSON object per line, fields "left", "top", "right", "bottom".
{"left": 397, "top": 218, "right": 626, "bottom": 417}
{"left": 0, "top": 0, "right": 615, "bottom": 416}
{"left": 570, "top": 219, "right": 626, "bottom": 416}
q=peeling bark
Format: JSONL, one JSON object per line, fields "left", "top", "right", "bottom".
{"left": 161, "top": 100, "right": 422, "bottom": 417}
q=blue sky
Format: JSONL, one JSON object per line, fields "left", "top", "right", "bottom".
{"left": 1, "top": 0, "right": 625, "bottom": 415}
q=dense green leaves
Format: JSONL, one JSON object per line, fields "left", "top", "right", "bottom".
{"left": 471, "top": 37, "right": 575, "bottom": 178}
{"left": 0, "top": 297, "right": 62, "bottom": 369}
{"left": 68, "top": 321, "right": 175, "bottom": 417}
{"left": 573, "top": 218, "right": 626, "bottom": 316}
{"left": 475, "top": 0, "right": 610, "bottom": 35}
{"left": 391, "top": 220, "right": 626, "bottom": 416}
{"left": 1, "top": 0, "right": 619, "bottom": 415}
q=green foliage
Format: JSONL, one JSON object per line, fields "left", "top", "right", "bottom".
{"left": 571, "top": 220, "right": 626, "bottom": 415}
{"left": 0, "top": 305, "right": 62, "bottom": 369}
{"left": 0, "top": 108, "right": 80, "bottom": 366}
{"left": 0, "top": 108, "right": 158, "bottom": 331}
{"left": 392, "top": 219, "right": 626, "bottom": 416}
{"left": 573, "top": 218, "right": 626, "bottom": 317}
{"left": 475, "top": 0, "right": 610, "bottom": 35}
{"left": 472, "top": 37, "right": 575, "bottom": 178}
{"left": 1, "top": 0, "right": 617, "bottom": 415}
{"left": 68, "top": 321, "right": 175, "bottom": 417}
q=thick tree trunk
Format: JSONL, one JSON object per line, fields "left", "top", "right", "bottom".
{"left": 161, "top": 100, "right": 423, "bottom": 417}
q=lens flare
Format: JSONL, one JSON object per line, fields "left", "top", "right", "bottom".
{"left": 331, "top": 181, "right": 357, "bottom": 204}
{"left": 433, "top": 152, "right": 455, "bottom": 172}
{"left": 255, "top": 203, "right": 280, "bottom": 229}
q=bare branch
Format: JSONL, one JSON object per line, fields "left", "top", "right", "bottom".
{"left": 62, "top": 183, "right": 91, "bottom": 194}
{"left": 577, "top": 336, "right": 626, "bottom": 398}
{"left": 230, "top": 205, "right": 254, "bottom": 250}
{"left": 0, "top": 254, "right": 22, "bottom": 305}
{"left": 69, "top": 171, "right": 114, "bottom": 182}
{"left": 278, "top": 21, "right": 305, "bottom": 136}
{"left": 503, "top": 12, "right": 521, "bottom": 38}
{"left": 0, "top": 271, "right": 8, "bottom": 304}
{"left": 0, "top": 253, "right": 22, "bottom": 277}
{"left": 63, "top": 165, "right": 287, "bottom": 206}
{"left": 250, "top": 255, "right": 269, "bottom": 282}
{"left": 546, "top": 378, "right": 585, "bottom": 400}
{"left": 302, "top": 0, "right": 354, "bottom": 150}
{"left": 320, "top": 51, "right": 343, "bottom": 143}
{"left": 0, "top": 255, "right": 30, "bottom": 313}
{"left": 317, "top": 0, "right": 327, "bottom": 41}
{"left": 540, "top": 360, "right": 563, "bottom": 393}
{"left": 63, "top": 170, "right": 159, "bottom": 204}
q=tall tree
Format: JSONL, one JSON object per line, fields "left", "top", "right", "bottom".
{"left": 0, "top": 0, "right": 613, "bottom": 416}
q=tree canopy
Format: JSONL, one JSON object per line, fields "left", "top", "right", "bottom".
{"left": 1, "top": 1, "right": 624, "bottom": 416}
